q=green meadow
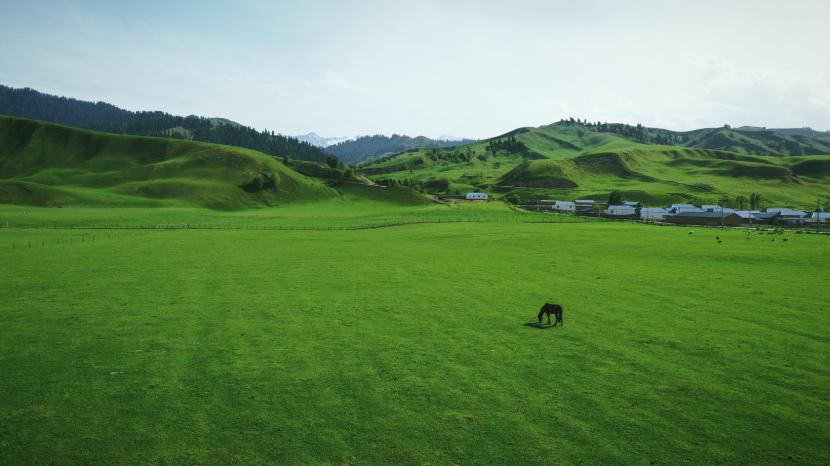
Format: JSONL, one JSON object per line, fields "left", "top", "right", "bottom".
{"left": 2, "top": 202, "right": 828, "bottom": 464}
{"left": 1, "top": 115, "right": 829, "bottom": 464}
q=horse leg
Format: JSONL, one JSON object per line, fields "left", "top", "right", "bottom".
{"left": 547, "top": 313, "right": 551, "bottom": 325}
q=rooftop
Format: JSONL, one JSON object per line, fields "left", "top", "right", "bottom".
{"left": 669, "top": 211, "right": 740, "bottom": 218}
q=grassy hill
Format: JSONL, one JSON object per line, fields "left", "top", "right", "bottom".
{"left": 361, "top": 121, "right": 830, "bottom": 207}
{"left": 326, "top": 134, "right": 475, "bottom": 165}
{"left": 0, "top": 85, "right": 331, "bottom": 163}
{"left": 0, "top": 116, "right": 336, "bottom": 209}
{"left": 678, "top": 126, "right": 830, "bottom": 156}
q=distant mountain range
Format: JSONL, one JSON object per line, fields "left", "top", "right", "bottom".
{"left": 0, "top": 85, "right": 330, "bottom": 163}
{"left": 294, "top": 132, "right": 356, "bottom": 148}
{"left": 325, "top": 134, "right": 477, "bottom": 165}
{"left": 735, "top": 126, "right": 830, "bottom": 140}
{"left": 0, "top": 85, "right": 477, "bottom": 166}
{"left": 294, "top": 132, "right": 476, "bottom": 165}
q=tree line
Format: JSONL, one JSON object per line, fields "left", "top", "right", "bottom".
{"left": 0, "top": 85, "right": 330, "bottom": 163}
{"left": 486, "top": 134, "right": 533, "bottom": 155}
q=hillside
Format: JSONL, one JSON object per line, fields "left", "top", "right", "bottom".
{"left": 325, "top": 134, "right": 475, "bottom": 165}
{"left": 0, "top": 116, "right": 336, "bottom": 209}
{"left": 0, "top": 85, "right": 330, "bottom": 163}
{"left": 360, "top": 120, "right": 830, "bottom": 207}
{"left": 553, "top": 119, "right": 830, "bottom": 156}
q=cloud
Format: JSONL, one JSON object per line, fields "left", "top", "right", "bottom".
{"left": 684, "top": 54, "right": 830, "bottom": 128}
{"left": 306, "top": 70, "right": 370, "bottom": 95}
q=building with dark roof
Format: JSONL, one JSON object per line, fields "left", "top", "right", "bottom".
{"left": 663, "top": 211, "right": 742, "bottom": 226}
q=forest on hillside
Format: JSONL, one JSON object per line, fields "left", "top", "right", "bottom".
{"left": 0, "top": 85, "right": 329, "bottom": 162}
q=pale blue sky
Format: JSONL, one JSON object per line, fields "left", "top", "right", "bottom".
{"left": 1, "top": 0, "right": 828, "bottom": 138}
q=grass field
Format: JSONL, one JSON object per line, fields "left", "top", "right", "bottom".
{"left": 2, "top": 204, "right": 828, "bottom": 464}
{"left": 0, "top": 187, "right": 587, "bottom": 231}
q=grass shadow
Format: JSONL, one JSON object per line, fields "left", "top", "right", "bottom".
{"left": 523, "top": 322, "right": 558, "bottom": 330}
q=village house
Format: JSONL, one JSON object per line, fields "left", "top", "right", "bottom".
{"left": 663, "top": 210, "right": 742, "bottom": 226}
{"left": 465, "top": 192, "right": 488, "bottom": 201}
{"left": 574, "top": 199, "right": 598, "bottom": 216}
{"left": 603, "top": 204, "right": 638, "bottom": 219}
{"left": 551, "top": 200, "right": 575, "bottom": 213}
{"left": 765, "top": 208, "right": 807, "bottom": 220}
{"left": 810, "top": 212, "right": 830, "bottom": 223}
{"left": 574, "top": 199, "right": 595, "bottom": 209}
{"left": 702, "top": 206, "right": 736, "bottom": 215}
{"left": 668, "top": 204, "right": 704, "bottom": 215}
{"left": 735, "top": 210, "right": 761, "bottom": 223}
{"left": 640, "top": 207, "right": 668, "bottom": 221}
{"left": 751, "top": 211, "right": 782, "bottom": 225}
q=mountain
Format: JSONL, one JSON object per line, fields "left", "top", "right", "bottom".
{"left": 294, "top": 132, "right": 356, "bottom": 147}
{"left": 676, "top": 126, "right": 830, "bottom": 156}
{"left": 0, "top": 115, "right": 335, "bottom": 209}
{"left": 0, "top": 85, "right": 331, "bottom": 163}
{"left": 359, "top": 120, "right": 830, "bottom": 207}
{"left": 325, "top": 134, "right": 476, "bottom": 165}
{"left": 736, "top": 126, "right": 830, "bottom": 141}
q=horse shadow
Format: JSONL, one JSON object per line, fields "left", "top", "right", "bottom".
{"left": 523, "top": 322, "right": 558, "bottom": 330}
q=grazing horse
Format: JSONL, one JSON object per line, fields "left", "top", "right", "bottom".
{"left": 537, "top": 303, "right": 563, "bottom": 326}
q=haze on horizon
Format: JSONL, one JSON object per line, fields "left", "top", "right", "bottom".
{"left": 1, "top": 0, "right": 828, "bottom": 139}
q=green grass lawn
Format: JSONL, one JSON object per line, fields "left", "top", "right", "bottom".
{"left": 0, "top": 194, "right": 582, "bottom": 230}
{"left": 1, "top": 209, "right": 828, "bottom": 464}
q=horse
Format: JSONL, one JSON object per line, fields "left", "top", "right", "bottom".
{"left": 537, "top": 303, "right": 563, "bottom": 326}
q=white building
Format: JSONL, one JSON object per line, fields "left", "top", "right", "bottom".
{"left": 707, "top": 206, "right": 736, "bottom": 215}
{"left": 551, "top": 200, "right": 575, "bottom": 212}
{"left": 640, "top": 207, "right": 668, "bottom": 221}
{"left": 623, "top": 201, "right": 640, "bottom": 207}
{"left": 668, "top": 204, "right": 704, "bottom": 214}
{"left": 766, "top": 208, "right": 807, "bottom": 218}
{"left": 811, "top": 212, "right": 830, "bottom": 223}
{"left": 604, "top": 205, "right": 637, "bottom": 216}
{"left": 465, "top": 192, "right": 488, "bottom": 200}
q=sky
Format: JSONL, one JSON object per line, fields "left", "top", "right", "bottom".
{"left": 1, "top": 0, "right": 829, "bottom": 138}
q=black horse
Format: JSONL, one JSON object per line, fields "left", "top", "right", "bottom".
{"left": 537, "top": 303, "right": 563, "bottom": 326}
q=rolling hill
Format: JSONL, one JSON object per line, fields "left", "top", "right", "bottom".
{"left": 0, "top": 116, "right": 337, "bottom": 209}
{"left": 360, "top": 120, "right": 830, "bottom": 208}
{"left": 325, "top": 134, "right": 475, "bottom": 165}
{"left": 0, "top": 85, "right": 330, "bottom": 163}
